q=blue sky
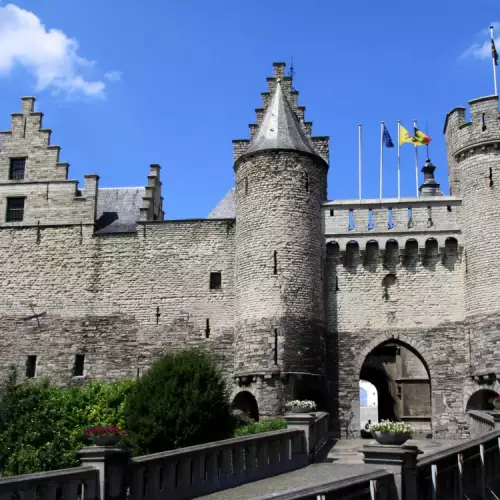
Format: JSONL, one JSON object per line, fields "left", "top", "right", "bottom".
{"left": 0, "top": 0, "right": 497, "bottom": 219}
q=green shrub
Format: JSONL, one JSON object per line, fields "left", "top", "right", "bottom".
{"left": 125, "top": 348, "right": 233, "bottom": 455}
{"left": 0, "top": 367, "right": 133, "bottom": 476}
{"left": 234, "top": 419, "right": 288, "bottom": 437}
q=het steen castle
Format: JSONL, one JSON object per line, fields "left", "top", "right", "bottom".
{"left": 0, "top": 61, "right": 499, "bottom": 439}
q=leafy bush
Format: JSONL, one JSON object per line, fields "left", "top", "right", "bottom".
{"left": 0, "top": 367, "right": 133, "bottom": 476}
{"left": 125, "top": 348, "right": 233, "bottom": 455}
{"left": 234, "top": 419, "right": 287, "bottom": 437}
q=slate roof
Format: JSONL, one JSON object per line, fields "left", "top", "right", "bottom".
{"left": 95, "top": 187, "right": 145, "bottom": 234}
{"left": 243, "top": 80, "right": 320, "bottom": 159}
{"left": 208, "top": 188, "right": 235, "bottom": 218}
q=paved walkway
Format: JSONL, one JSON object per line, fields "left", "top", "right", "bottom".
{"left": 198, "top": 437, "right": 467, "bottom": 499}
{"left": 327, "top": 437, "right": 466, "bottom": 464}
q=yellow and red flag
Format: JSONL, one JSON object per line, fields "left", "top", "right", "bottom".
{"left": 399, "top": 124, "right": 432, "bottom": 147}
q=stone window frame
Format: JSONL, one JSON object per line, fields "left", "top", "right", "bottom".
{"left": 209, "top": 272, "right": 222, "bottom": 291}
{"left": 6, "top": 196, "right": 26, "bottom": 222}
{"left": 9, "top": 157, "right": 26, "bottom": 181}
{"left": 26, "top": 355, "right": 37, "bottom": 378}
{"left": 73, "top": 354, "right": 85, "bottom": 377}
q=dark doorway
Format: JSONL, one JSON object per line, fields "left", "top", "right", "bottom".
{"left": 466, "top": 389, "right": 499, "bottom": 411}
{"left": 232, "top": 391, "right": 259, "bottom": 422}
{"left": 360, "top": 341, "right": 432, "bottom": 436}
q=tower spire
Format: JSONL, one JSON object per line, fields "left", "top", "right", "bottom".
{"left": 241, "top": 80, "right": 322, "bottom": 161}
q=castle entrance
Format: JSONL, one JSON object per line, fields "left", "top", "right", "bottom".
{"left": 359, "top": 341, "right": 432, "bottom": 437}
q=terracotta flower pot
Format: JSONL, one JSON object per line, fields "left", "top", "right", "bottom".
{"left": 91, "top": 435, "right": 121, "bottom": 446}
{"left": 372, "top": 431, "right": 411, "bottom": 446}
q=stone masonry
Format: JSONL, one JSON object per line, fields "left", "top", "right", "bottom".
{"left": 0, "top": 62, "right": 498, "bottom": 437}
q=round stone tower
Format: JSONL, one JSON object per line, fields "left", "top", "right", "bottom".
{"left": 233, "top": 65, "right": 329, "bottom": 416}
{"left": 444, "top": 95, "right": 500, "bottom": 372}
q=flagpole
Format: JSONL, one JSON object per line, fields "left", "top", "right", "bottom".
{"left": 380, "top": 121, "right": 384, "bottom": 200}
{"left": 413, "top": 119, "right": 419, "bottom": 197}
{"left": 358, "top": 124, "right": 362, "bottom": 200}
{"left": 397, "top": 120, "right": 401, "bottom": 199}
{"left": 490, "top": 25, "right": 498, "bottom": 96}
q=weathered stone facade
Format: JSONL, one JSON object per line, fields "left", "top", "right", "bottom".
{"left": 0, "top": 62, "right": 498, "bottom": 438}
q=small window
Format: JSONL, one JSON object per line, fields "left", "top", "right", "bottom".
{"left": 205, "top": 319, "right": 211, "bottom": 338}
{"left": 26, "top": 355, "right": 37, "bottom": 378}
{"left": 9, "top": 158, "right": 25, "bottom": 180}
{"left": 329, "top": 209, "right": 334, "bottom": 216}
{"left": 209, "top": 272, "right": 221, "bottom": 290}
{"left": 73, "top": 354, "right": 85, "bottom": 376}
{"left": 6, "top": 197, "right": 25, "bottom": 222}
{"left": 273, "top": 251, "right": 278, "bottom": 275}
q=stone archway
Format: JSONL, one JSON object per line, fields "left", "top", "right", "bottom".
{"left": 232, "top": 391, "right": 259, "bottom": 422}
{"left": 359, "top": 339, "right": 432, "bottom": 437}
{"left": 466, "top": 389, "right": 499, "bottom": 411}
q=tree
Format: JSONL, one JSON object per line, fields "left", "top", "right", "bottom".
{"left": 125, "top": 348, "right": 233, "bottom": 454}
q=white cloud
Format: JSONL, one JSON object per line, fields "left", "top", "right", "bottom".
{"left": 0, "top": 3, "right": 120, "bottom": 98}
{"left": 104, "top": 70, "right": 122, "bottom": 82}
{"left": 461, "top": 23, "right": 500, "bottom": 61}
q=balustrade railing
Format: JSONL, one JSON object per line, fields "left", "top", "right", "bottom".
{"left": 0, "top": 466, "right": 98, "bottom": 500}
{"left": 468, "top": 410, "right": 495, "bottom": 437}
{"left": 417, "top": 429, "right": 500, "bottom": 499}
{"left": 128, "top": 428, "right": 307, "bottom": 500}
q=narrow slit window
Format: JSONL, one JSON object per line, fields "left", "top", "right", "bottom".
{"left": 388, "top": 208, "right": 394, "bottom": 229}
{"left": 26, "top": 355, "right": 37, "bottom": 378}
{"left": 368, "top": 208, "right": 374, "bottom": 230}
{"left": 335, "top": 276, "right": 340, "bottom": 292}
{"left": 73, "top": 354, "right": 85, "bottom": 376}
{"left": 209, "top": 272, "right": 221, "bottom": 290}
{"left": 348, "top": 209, "right": 355, "bottom": 231}
{"left": 482, "top": 112, "right": 487, "bottom": 131}
{"left": 489, "top": 167, "right": 494, "bottom": 187}
{"left": 329, "top": 209, "right": 334, "bottom": 217}
{"left": 244, "top": 177, "right": 248, "bottom": 195}
{"left": 407, "top": 208, "right": 413, "bottom": 228}
{"left": 273, "top": 251, "right": 278, "bottom": 275}
{"left": 305, "top": 173, "right": 309, "bottom": 192}
{"left": 274, "top": 329, "right": 278, "bottom": 364}
{"left": 205, "top": 319, "right": 210, "bottom": 338}
{"left": 447, "top": 205, "right": 452, "bottom": 212}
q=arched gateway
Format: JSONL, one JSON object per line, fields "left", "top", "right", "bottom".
{"left": 359, "top": 340, "right": 432, "bottom": 437}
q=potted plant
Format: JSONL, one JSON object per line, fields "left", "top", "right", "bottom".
{"left": 285, "top": 400, "right": 317, "bottom": 414}
{"left": 84, "top": 425, "right": 127, "bottom": 446}
{"left": 489, "top": 395, "right": 500, "bottom": 410}
{"left": 369, "top": 420, "right": 413, "bottom": 446}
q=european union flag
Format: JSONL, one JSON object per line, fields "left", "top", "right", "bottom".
{"left": 383, "top": 125, "right": 394, "bottom": 148}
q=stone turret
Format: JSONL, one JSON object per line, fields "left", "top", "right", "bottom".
{"left": 444, "top": 94, "right": 500, "bottom": 372}
{"left": 419, "top": 159, "right": 442, "bottom": 197}
{"left": 233, "top": 63, "right": 329, "bottom": 417}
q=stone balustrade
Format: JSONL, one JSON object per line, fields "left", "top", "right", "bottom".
{"left": 416, "top": 429, "right": 500, "bottom": 499}
{"left": 467, "top": 410, "right": 495, "bottom": 437}
{"left": 128, "top": 428, "right": 307, "bottom": 500}
{"left": 0, "top": 466, "right": 98, "bottom": 500}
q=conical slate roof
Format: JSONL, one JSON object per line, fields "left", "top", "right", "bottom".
{"left": 242, "top": 79, "right": 320, "bottom": 159}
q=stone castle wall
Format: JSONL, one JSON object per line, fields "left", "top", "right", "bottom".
{"left": 0, "top": 220, "right": 236, "bottom": 384}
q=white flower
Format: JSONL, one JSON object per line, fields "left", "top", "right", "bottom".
{"left": 369, "top": 420, "right": 413, "bottom": 435}
{"left": 285, "top": 400, "right": 317, "bottom": 410}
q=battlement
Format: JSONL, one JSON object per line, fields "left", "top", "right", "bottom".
{"left": 323, "top": 196, "right": 462, "bottom": 257}
{"left": 444, "top": 95, "right": 500, "bottom": 160}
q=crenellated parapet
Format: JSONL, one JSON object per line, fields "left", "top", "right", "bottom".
{"left": 444, "top": 95, "right": 500, "bottom": 160}
{"left": 232, "top": 62, "right": 329, "bottom": 165}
